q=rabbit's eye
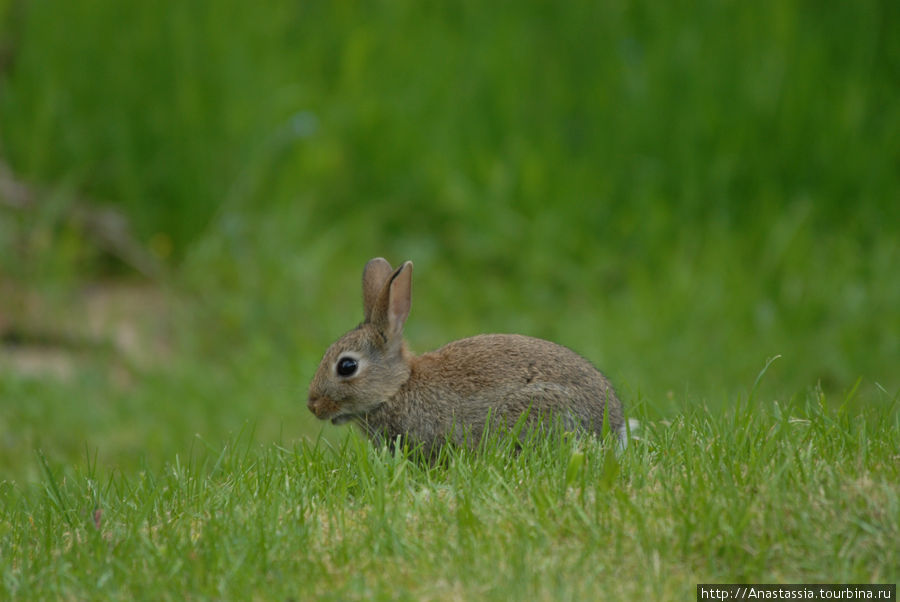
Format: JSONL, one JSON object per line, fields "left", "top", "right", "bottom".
{"left": 336, "top": 356, "right": 358, "bottom": 377}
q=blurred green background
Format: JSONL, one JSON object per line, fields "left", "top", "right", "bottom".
{"left": 1, "top": 0, "right": 897, "bottom": 481}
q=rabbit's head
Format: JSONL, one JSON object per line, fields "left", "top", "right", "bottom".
{"left": 307, "top": 258, "right": 413, "bottom": 424}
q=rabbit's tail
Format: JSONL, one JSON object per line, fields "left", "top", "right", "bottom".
{"left": 616, "top": 418, "right": 641, "bottom": 452}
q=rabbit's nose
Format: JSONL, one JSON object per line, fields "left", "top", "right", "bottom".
{"left": 306, "top": 393, "right": 334, "bottom": 418}
{"left": 307, "top": 394, "right": 338, "bottom": 419}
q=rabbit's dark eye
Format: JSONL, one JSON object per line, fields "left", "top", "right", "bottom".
{"left": 336, "top": 356, "right": 358, "bottom": 377}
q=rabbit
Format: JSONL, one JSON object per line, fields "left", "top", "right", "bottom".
{"left": 307, "top": 257, "right": 626, "bottom": 455}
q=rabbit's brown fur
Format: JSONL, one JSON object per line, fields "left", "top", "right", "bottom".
{"left": 308, "top": 258, "right": 624, "bottom": 453}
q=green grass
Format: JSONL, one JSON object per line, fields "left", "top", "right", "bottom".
{"left": 3, "top": 390, "right": 898, "bottom": 600}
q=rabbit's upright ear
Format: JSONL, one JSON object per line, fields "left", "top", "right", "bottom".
{"left": 363, "top": 257, "right": 394, "bottom": 322}
{"left": 372, "top": 261, "right": 413, "bottom": 339}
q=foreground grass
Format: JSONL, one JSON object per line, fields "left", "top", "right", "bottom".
{"left": 3, "top": 389, "right": 897, "bottom": 600}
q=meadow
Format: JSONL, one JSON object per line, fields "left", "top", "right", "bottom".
{"left": 1, "top": 0, "right": 898, "bottom": 598}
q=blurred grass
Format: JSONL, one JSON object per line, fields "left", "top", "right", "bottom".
{"left": 1, "top": 0, "right": 899, "bottom": 480}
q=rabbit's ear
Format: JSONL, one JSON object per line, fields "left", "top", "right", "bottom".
{"left": 372, "top": 261, "right": 413, "bottom": 339}
{"left": 363, "top": 257, "right": 393, "bottom": 321}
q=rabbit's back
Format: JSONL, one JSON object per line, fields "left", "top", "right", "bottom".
{"left": 421, "top": 334, "right": 607, "bottom": 393}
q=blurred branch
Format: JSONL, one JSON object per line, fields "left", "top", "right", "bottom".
{"left": 0, "top": 158, "right": 165, "bottom": 279}
{"left": 0, "top": 159, "right": 32, "bottom": 208}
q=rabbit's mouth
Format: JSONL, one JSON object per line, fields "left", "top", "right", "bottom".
{"left": 330, "top": 403, "right": 385, "bottom": 426}
{"left": 309, "top": 393, "right": 379, "bottom": 425}
{"left": 331, "top": 414, "right": 357, "bottom": 426}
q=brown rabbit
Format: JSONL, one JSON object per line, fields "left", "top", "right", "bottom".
{"left": 307, "top": 258, "right": 625, "bottom": 454}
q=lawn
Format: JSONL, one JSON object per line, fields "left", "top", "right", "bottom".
{"left": 3, "top": 391, "right": 898, "bottom": 599}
